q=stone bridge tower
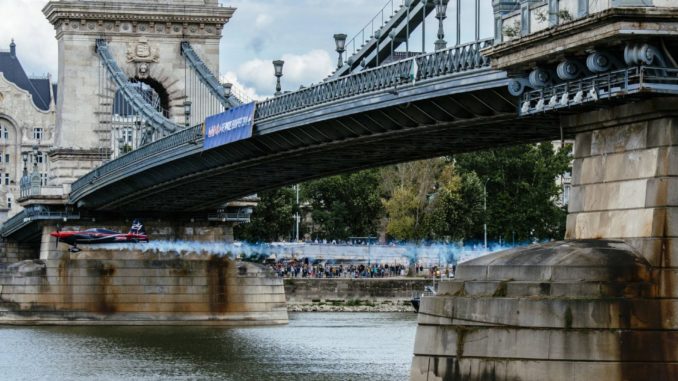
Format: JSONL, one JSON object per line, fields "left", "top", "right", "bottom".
{"left": 42, "top": 0, "right": 234, "bottom": 192}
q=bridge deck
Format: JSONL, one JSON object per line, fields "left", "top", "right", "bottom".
{"left": 70, "top": 68, "right": 559, "bottom": 213}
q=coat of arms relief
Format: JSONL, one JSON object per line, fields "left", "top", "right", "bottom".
{"left": 126, "top": 37, "right": 160, "bottom": 78}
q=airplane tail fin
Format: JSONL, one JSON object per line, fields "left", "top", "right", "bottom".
{"left": 129, "top": 219, "right": 146, "bottom": 235}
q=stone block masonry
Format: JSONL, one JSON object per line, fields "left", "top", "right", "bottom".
{"left": 284, "top": 278, "right": 429, "bottom": 312}
{"left": 0, "top": 249, "right": 288, "bottom": 325}
{"left": 410, "top": 98, "right": 678, "bottom": 381}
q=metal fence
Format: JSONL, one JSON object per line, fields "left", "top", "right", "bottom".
{"left": 70, "top": 124, "right": 203, "bottom": 199}
{"left": 345, "top": 0, "right": 406, "bottom": 56}
{"left": 207, "top": 212, "right": 252, "bottom": 223}
{"left": 519, "top": 66, "right": 678, "bottom": 116}
{"left": 0, "top": 210, "right": 80, "bottom": 238}
{"left": 256, "top": 39, "right": 493, "bottom": 120}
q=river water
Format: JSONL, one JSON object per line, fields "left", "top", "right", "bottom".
{"left": 0, "top": 312, "right": 417, "bottom": 381}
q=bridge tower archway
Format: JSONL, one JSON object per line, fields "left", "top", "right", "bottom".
{"left": 42, "top": 0, "right": 235, "bottom": 187}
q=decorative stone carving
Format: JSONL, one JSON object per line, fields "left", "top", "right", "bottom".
{"left": 137, "top": 63, "right": 150, "bottom": 78}
{"left": 0, "top": 92, "right": 4, "bottom": 103}
{"left": 126, "top": 38, "right": 159, "bottom": 63}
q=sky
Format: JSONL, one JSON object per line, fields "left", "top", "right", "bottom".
{"left": 0, "top": 0, "right": 494, "bottom": 99}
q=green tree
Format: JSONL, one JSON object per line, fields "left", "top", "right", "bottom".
{"left": 383, "top": 186, "right": 420, "bottom": 240}
{"left": 234, "top": 187, "right": 295, "bottom": 242}
{"left": 423, "top": 167, "right": 484, "bottom": 241}
{"left": 301, "top": 169, "right": 383, "bottom": 240}
{"left": 454, "top": 143, "right": 571, "bottom": 242}
{"left": 379, "top": 158, "right": 446, "bottom": 240}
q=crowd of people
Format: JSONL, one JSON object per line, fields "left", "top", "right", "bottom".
{"left": 270, "top": 260, "right": 409, "bottom": 278}
{"left": 267, "top": 259, "right": 456, "bottom": 279}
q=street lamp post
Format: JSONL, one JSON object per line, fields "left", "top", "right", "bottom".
{"left": 21, "top": 151, "right": 28, "bottom": 177}
{"left": 30, "top": 145, "right": 41, "bottom": 195}
{"left": 389, "top": 31, "right": 396, "bottom": 60}
{"left": 294, "top": 184, "right": 300, "bottom": 242}
{"left": 222, "top": 83, "right": 232, "bottom": 98}
{"left": 422, "top": 0, "right": 428, "bottom": 53}
{"left": 405, "top": 0, "right": 412, "bottom": 54}
{"left": 273, "top": 60, "right": 284, "bottom": 96}
{"left": 484, "top": 178, "right": 489, "bottom": 250}
{"left": 333, "top": 34, "right": 347, "bottom": 69}
{"left": 183, "top": 100, "right": 192, "bottom": 128}
{"left": 374, "top": 30, "right": 381, "bottom": 66}
{"left": 435, "top": 0, "right": 449, "bottom": 51}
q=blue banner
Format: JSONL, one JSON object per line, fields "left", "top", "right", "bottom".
{"left": 203, "top": 102, "right": 256, "bottom": 150}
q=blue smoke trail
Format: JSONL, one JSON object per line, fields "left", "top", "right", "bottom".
{"left": 87, "top": 240, "right": 525, "bottom": 265}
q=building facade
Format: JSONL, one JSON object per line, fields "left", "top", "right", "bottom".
{"left": 0, "top": 41, "right": 56, "bottom": 221}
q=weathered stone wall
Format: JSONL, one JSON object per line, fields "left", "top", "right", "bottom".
{"left": 0, "top": 249, "right": 287, "bottom": 325}
{"left": 284, "top": 278, "right": 429, "bottom": 304}
{"left": 565, "top": 98, "right": 678, "bottom": 268}
{"left": 1, "top": 241, "right": 40, "bottom": 265}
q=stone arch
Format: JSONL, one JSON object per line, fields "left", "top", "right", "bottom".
{"left": 144, "top": 64, "right": 187, "bottom": 124}
{"left": 131, "top": 76, "right": 170, "bottom": 119}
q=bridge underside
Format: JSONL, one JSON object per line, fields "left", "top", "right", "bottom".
{"left": 74, "top": 83, "right": 559, "bottom": 213}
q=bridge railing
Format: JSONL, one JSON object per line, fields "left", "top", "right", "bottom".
{"left": 256, "top": 38, "right": 493, "bottom": 120}
{"left": 207, "top": 212, "right": 251, "bottom": 223}
{"left": 70, "top": 124, "right": 203, "bottom": 199}
{"left": 0, "top": 209, "right": 81, "bottom": 238}
{"left": 519, "top": 66, "right": 678, "bottom": 116}
{"left": 345, "top": 0, "right": 405, "bottom": 57}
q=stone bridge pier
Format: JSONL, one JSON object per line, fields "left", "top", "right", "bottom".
{"left": 410, "top": 99, "right": 678, "bottom": 380}
{"left": 0, "top": 216, "right": 287, "bottom": 326}
{"left": 410, "top": 2, "right": 678, "bottom": 380}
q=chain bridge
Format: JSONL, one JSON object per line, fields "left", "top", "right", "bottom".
{"left": 2, "top": 1, "right": 678, "bottom": 378}
{"left": 5, "top": 0, "right": 678, "bottom": 232}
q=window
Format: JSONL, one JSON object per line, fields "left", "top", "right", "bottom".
{"left": 7, "top": 197, "right": 11, "bottom": 209}
{"left": 41, "top": 173, "right": 48, "bottom": 186}
{"left": 1, "top": 126, "right": 8, "bottom": 140}
{"left": 4, "top": 173, "right": 9, "bottom": 186}
{"left": 4, "top": 154, "right": 8, "bottom": 164}
{"left": 122, "top": 128, "right": 133, "bottom": 144}
{"left": 32, "top": 128, "right": 43, "bottom": 141}
{"left": 36, "top": 152, "right": 44, "bottom": 164}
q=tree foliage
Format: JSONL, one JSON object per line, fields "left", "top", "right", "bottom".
{"left": 235, "top": 142, "right": 571, "bottom": 244}
{"left": 423, "top": 168, "right": 484, "bottom": 241}
{"left": 234, "top": 187, "right": 295, "bottom": 242}
{"left": 383, "top": 186, "right": 420, "bottom": 240}
{"left": 301, "top": 169, "right": 383, "bottom": 240}
{"left": 380, "top": 159, "right": 445, "bottom": 240}
{"left": 453, "top": 143, "right": 571, "bottom": 242}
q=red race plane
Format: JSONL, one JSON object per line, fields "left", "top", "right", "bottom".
{"left": 51, "top": 219, "right": 149, "bottom": 252}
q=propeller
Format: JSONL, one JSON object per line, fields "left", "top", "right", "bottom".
{"left": 55, "top": 224, "right": 61, "bottom": 249}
